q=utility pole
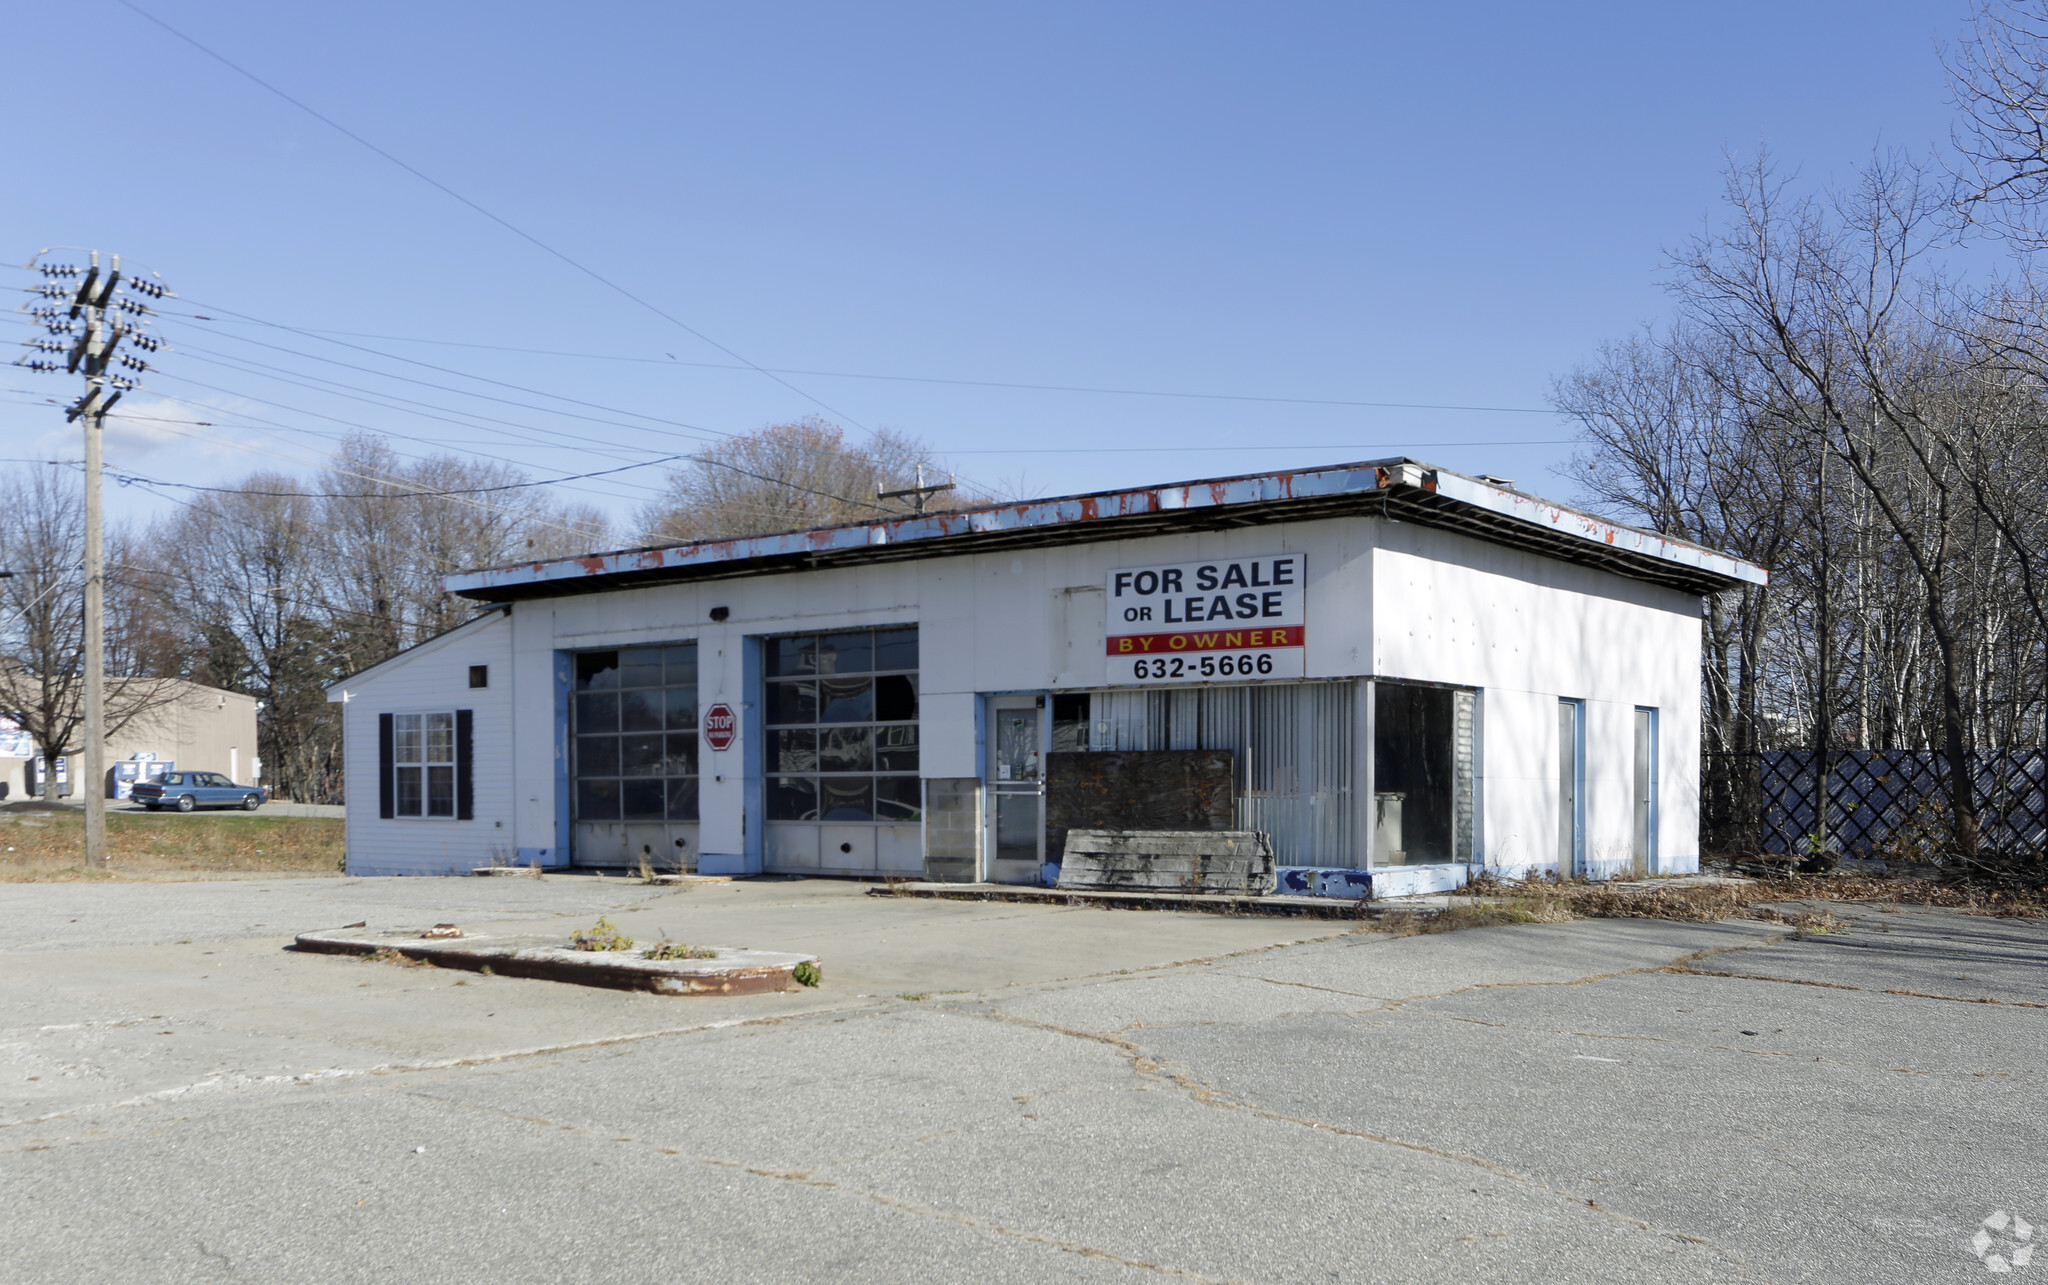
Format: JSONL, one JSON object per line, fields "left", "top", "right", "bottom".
{"left": 15, "top": 250, "right": 171, "bottom": 864}
{"left": 877, "top": 462, "right": 957, "bottom": 516}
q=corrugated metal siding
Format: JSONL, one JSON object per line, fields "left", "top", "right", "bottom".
{"left": 1084, "top": 680, "right": 1358, "bottom": 867}
{"left": 1453, "top": 688, "right": 1477, "bottom": 861}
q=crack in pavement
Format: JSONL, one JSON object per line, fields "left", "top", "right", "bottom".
{"left": 952, "top": 1005, "right": 1756, "bottom": 1277}
{"left": 1209, "top": 932, "right": 1798, "bottom": 1016}
{"left": 1663, "top": 966, "right": 2048, "bottom": 1010}
{"left": 0, "top": 1010, "right": 819, "bottom": 1133}
{"left": 394, "top": 1087, "right": 1238, "bottom": 1283}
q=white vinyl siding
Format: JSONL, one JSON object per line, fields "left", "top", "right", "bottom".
{"left": 332, "top": 612, "right": 515, "bottom": 875}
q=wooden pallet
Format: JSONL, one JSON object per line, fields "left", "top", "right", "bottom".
{"left": 1057, "top": 829, "right": 1275, "bottom": 895}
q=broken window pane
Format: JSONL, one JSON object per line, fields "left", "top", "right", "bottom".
{"left": 761, "top": 627, "right": 917, "bottom": 831}
{"left": 769, "top": 776, "right": 818, "bottom": 821}
{"left": 571, "top": 641, "right": 700, "bottom": 831}
{"left": 575, "top": 651, "right": 620, "bottom": 690}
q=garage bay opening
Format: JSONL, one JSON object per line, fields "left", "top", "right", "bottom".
{"left": 571, "top": 644, "right": 699, "bottom": 870}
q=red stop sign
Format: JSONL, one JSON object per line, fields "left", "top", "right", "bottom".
{"left": 702, "top": 703, "right": 738, "bottom": 751}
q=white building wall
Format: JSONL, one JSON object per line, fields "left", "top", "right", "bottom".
{"left": 338, "top": 513, "right": 1711, "bottom": 879}
{"left": 330, "top": 610, "right": 515, "bottom": 876}
{"left": 1369, "top": 522, "right": 1703, "bottom": 875}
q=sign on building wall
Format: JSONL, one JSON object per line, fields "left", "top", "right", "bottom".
{"left": 1105, "top": 553, "right": 1306, "bottom": 685}
{"left": 702, "top": 703, "right": 737, "bottom": 751}
{"left": 0, "top": 716, "right": 30, "bottom": 758}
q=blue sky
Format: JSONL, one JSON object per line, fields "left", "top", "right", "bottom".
{"left": 2, "top": 1, "right": 1964, "bottom": 538}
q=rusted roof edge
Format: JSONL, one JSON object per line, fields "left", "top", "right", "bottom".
{"left": 441, "top": 460, "right": 1768, "bottom": 602}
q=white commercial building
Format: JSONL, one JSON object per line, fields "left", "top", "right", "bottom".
{"left": 326, "top": 460, "right": 1765, "bottom": 896}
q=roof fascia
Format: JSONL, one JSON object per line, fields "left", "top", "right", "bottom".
{"left": 441, "top": 460, "right": 1767, "bottom": 601}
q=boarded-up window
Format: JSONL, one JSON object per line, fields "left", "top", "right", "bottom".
{"left": 1046, "top": 750, "right": 1235, "bottom": 862}
{"left": 1071, "top": 681, "right": 1357, "bottom": 869}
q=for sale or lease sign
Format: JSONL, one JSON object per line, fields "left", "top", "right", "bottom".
{"left": 702, "top": 703, "right": 738, "bottom": 751}
{"left": 1105, "top": 552, "right": 1305, "bottom": 685}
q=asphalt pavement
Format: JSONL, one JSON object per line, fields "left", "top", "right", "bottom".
{"left": 0, "top": 876, "right": 2040, "bottom": 1283}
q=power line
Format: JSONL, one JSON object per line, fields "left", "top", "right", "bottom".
{"left": 146, "top": 307, "right": 1008, "bottom": 501}
{"left": 172, "top": 309, "right": 734, "bottom": 441}
{"left": 165, "top": 312, "right": 1564, "bottom": 415}
{"left": 937, "top": 439, "right": 1576, "bottom": 454}
{"left": 129, "top": 345, "right": 1566, "bottom": 470}
{"left": 103, "top": 453, "right": 687, "bottom": 500}
{"left": 141, "top": 371, "right": 674, "bottom": 503}
{"left": 164, "top": 349, "right": 687, "bottom": 477}
{"left": 113, "top": 0, "right": 870, "bottom": 431}
{"left": 44, "top": 395, "right": 878, "bottom": 534}
{"left": 102, "top": 387, "right": 902, "bottom": 524}
{"left": 82, "top": 394, "right": 622, "bottom": 542}
{"left": 130, "top": 326, "right": 929, "bottom": 519}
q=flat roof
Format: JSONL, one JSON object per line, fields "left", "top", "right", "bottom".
{"left": 442, "top": 458, "right": 1769, "bottom": 602}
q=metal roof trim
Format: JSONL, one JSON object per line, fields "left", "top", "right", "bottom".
{"left": 1426, "top": 470, "right": 1768, "bottom": 587}
{"left": 441, "top": 459, "right": 1766, "bottom": 600}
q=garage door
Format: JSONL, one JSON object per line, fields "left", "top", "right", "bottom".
{"left": 761, "top": 626, "right": 921, "bottom": 876}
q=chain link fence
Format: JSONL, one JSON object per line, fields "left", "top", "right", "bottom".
{"left": 1705, "top": 750, "right": 2048, "bottom": 860}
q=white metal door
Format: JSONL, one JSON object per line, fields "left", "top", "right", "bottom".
{"left": 1632, "top": 707, "right": 1656, "bottom": 876}
{"left": 1558, "top": 699, "right": 1583, "bottom": 876}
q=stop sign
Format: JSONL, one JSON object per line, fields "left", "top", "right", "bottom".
{"left": 702, "top": 703, "right": 737, "bottom": 751}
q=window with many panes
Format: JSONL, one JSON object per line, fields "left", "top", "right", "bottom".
{"left": 394, "top": 712, "right": 456, "bottom": 818}
{"left": 573, "top": 645, "right": 699, "bottom": 822}
{"left": 765, "top": 627, "right": 918, "bottom": 822}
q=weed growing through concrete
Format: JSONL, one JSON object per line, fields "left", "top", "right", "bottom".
{"left": 569, "top": 917, "right": 634, "bottom": 952}
{"left": 899, "top": 992, "right": 931, "bottom": 1002}
{"left": 643, "top": 938, "right": 718, "bottom": 960}
{"left": 792, "top": 960, "right": 821, "bottom": 987}
{"left": 1379, "top": 901, "right": 1564, "bottom": 936}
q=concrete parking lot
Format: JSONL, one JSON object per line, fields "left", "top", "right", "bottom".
{"left": 0, "top": 875, "right": 2041, "bottom": 1283}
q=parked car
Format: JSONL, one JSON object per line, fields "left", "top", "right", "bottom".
{"left": 131, "top": 772, "right": 268, "bottom": 813}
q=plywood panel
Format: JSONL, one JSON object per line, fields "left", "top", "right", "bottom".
{"left": 1045, "top": 750, "right": 1234, "bottom": 861}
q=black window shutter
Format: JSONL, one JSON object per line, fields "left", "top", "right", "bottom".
{"left": 378, "top": 713, "right": 395, "bottom": 819}
{"left": 456, "top": 709, "right": 474, "bottom": 821}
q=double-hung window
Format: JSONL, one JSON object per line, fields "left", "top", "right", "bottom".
{"left": 392, "top": 712, "right": 458, "bottom": 818}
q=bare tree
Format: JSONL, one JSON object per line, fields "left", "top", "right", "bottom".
{"left": 0, "top": 467, "right": 178, "bottom": 799}
{"left": 317, "top": 434, "right": 611, "bottom": 663}
{"left": 151, "top": 474, "right": 338, "bottom": 802}
{"left": 1951, "top": 0, "right": 2048, "bottom": 247}
{"left": 1659, "top": 153, "right": 2003, "bottom": 856}
{"left": 137, "top": 435, "right": 616, "bottom": 803}
{"left": 1555, "top": 326, "right": 1807, "bottom": 847}
{"left": 636, "top": 419, "right": 963, "bottom": 544}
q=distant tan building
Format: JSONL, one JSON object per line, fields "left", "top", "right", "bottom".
{"left": 0, "top": 679, "right": 260, "bottom": 801}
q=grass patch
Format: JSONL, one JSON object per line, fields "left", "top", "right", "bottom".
{"left": 1387, "top": 871, "right": 2048, "bottom": 936}
{"left": 792, "top": 960, "right": 821, "bottom": 988}
{"left": 1546, "top": 872, "right": 2045, "bottom": 921}
{"left": 0, "top": 809, "right": 344, "bottom": 881}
